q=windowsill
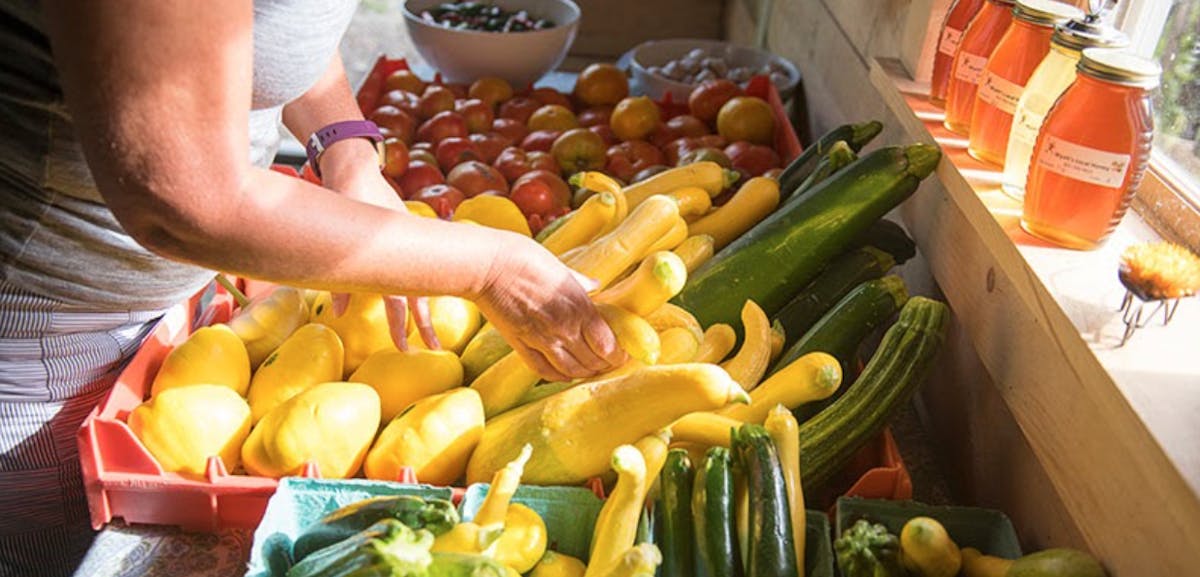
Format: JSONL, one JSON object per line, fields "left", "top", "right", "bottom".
{"left": 869, "top": 55, "right": 1200, "bottom": 562}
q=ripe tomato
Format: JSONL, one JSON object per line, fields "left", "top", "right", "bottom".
{"left": 510, "top": 170, "right": 571, "bottom": 220}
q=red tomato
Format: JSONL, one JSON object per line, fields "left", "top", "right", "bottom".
{"left": 509, "top": 170, "right": 571, "bottom": 220}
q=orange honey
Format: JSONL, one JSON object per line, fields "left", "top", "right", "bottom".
{"left": 943, "top": 0, "right": 1016, "bottom": 134}
{"left": 1021, "top": 49, "right": 1161, "bottom": 250}
{"left": 930, "top": 0, "right": 986, "bottom": 106}
{"left": 967, "top": 0, "right": 1081, "bottom": 166}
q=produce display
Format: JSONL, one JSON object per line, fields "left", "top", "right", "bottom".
{"left": 92, "top": 54, "right": 1134, "bottom": 577}
{"left": 644, "top": 47, "right": 794, "bottom": 90}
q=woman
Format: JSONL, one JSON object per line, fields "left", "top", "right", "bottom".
{"left": 0, "top": 1, "right": 624, "bottom": 574}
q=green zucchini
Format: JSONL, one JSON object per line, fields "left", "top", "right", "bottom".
{"left": 692, "top": 447, "right": 742, "bottom": 577}
{"left": 852, "top": 219, "right": 917, "bottom": 265}
{"left": 674, "top": 143, "right": 941, "bottom": 333}
{"left": 771, "top": 247, "right": 896, "bottom": 351}
{"left": 778, "top": 276, "right": 909, "bottom": 423}
{"left": 799, "top": 296, "right": 949, "bottom": 493}
{"left": 777, "top": 121, "right": 884, "bottom": 198}
{"left": 782, "top": 141, "right": 857, "bottom": 208}
{"left": 771, "top": 275, "right": 908, "bottom": 377}
{"left": 293, "top": 496, "right": 459, "bottom": 562}
{"left": 287, "top": 519, "right": 434, "bottom": 577}
{"left": 658, "top": 449, "right": 695, "bottom": 577}
{"left": 732, "top": 425, "right": 798, "bottom": 577}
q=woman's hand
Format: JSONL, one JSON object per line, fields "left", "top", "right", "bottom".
{"left": 475, "top": 235, "right": 627, "bottom": 382}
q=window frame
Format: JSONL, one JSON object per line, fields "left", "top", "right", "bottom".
{"left": 1115, "top": 0, "right": 1200, "bottom": 251}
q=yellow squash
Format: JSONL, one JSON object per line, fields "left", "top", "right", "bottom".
{"left": 900, "top": 517, "right": 962, "bottom": 577}
{"left": 644, "top": 218, "right": 689, "bottom": 254}
{"left": 492, "top": 503, "right": 548, "bottom": 573}
{"left": 128, "top": 384, "right": 251, "bottom": 478}
{"left": 688, "top": 176, "right": 780, "bottom": 250}
{"left": 695, "top": 323, "right": 737, "bottom": 364}
{"left": 656, "top": 327, "right": 700, "bottom": 364}
{"left": 150, "top": 324, "right": 251, "bottom": 398}
{"left": 633, "top": 429, "right": 672, "bottom": 493}
{"left": 408, "top": 296, "right": 483, "bottom": 355}
{"left": 240, "top": 381, "right": 380, "bottom": 479}
{"left": 769, "top": 319, "right": 786, "bottom": 365}
{"left": 364, "top": 387, "right": 484, "bottom": 485}
{"left": 434, "top": 445, "right": 532, "bottom": 556}
{"left": 227, "top": 285, "right": 309, "bottom": 369}
{"left": 584, "top": 445, "right": 646, "bottom": 577}
{"left": 667, "top": 412, "right": 741, "bottom": 448}
{"left": 593, "top": 252, "right": 688, "bottom": 317}
{"left": 666, "top": 186, "right": 713, "bottom": 219}
{"left": 530, "top": 551, "right": 586, "bottom": 577}
{"left": 719, "top": 351, "right": 842, "bottom": 423}
{"left": 246, "top": 323, "right": 344, "bottom": 423}
{"left": 453, "top": 195, "right": 532, "bottom": 237}
{"left": 460, "top": 323, "right": 512, "bottom": 384}
{"left": 960, "top": 548, "right": 1013, "bottom": 577}
{"left": 310, "top": 292, "right": 396, "bottom": 377}
{"left": 719, "top": 300, "right": 772, "bottom": 391}
{"left": 602, "top": 544, "right": 662, "bottom": 577}
{"left": 349, "top": 348, "right": 464, "bottom": 422}
{"left": 765, "top": 405, "right": 805, "bottom": 577}
{"left": 565, "top": 195, "right": 682, "bottom": 289}
{"left": 645, "top": 303, "right": 704, "bottom": 344}
{"left": 465, "top": 363, "right": 748, "bottom": 485}
{"left": 621, "top": 162, "right": 736, "bottom": 208}
{"left": 671, "top": 235, "right": 715, "bottom": 273}
{"left": 540, "top": 192, "right": 618, "bottom": 256}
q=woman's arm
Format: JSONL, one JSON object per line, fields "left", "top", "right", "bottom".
{"left": 41, "top": 0, "right": 623, "bottom": 380}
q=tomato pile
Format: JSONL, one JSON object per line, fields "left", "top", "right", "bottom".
{"left": 368, "top": 64, "right": 785, "bottom": 235}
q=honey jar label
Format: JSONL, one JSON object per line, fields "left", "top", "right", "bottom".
{"left": 939, "top": 27, "right": 965, "bottom": 57}
{"left": 1036, "top": 135, "right": 1131, "bottom": 188}
{"left": 955, "top": 52, "right": 989, "bottom": 85}
{"left": 978, "top": 72, "right": 1023, "bottom": 115}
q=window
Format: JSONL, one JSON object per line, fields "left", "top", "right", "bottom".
{"left": 1119, "top": 0, "right": 1200, "bottom": 205}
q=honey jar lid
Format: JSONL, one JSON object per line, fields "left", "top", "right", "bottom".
{"left": 1014, "top": 0, "right": 1084, "bottom": 26}
{"left": 1079, "top": 48, "right": 1162, "bottom": 88}
{"left": 1053, "top": 13, "right": 1130, "bottom": 51}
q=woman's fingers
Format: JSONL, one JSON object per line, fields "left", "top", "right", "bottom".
{"left": 408, "top": 296, "right": 441, "bottom": 350}
{"left": 581, "top": 312, "right": 627, "bottom": 367}
{"left": 382, "top": 294, "right": 410, "bottom": 351}
{"left": 331, "top": 292, "right": 352, "bottom": 316}
{"left": 512, "top": 341, "right": 569, "bottom": 383}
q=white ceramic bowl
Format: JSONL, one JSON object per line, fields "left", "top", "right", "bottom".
{"left": 622, "top": 38, "right": 801, "bottom": 102}
{"left": 403, "top": 0, "right": 580, "bottom": 87}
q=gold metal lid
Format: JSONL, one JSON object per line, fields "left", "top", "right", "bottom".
{"left": 1014, "top": 0, "right": 1083, "bottom": 26}
{"left": 1078, "top": 48, "right": 1162, "bottom": 88}
{"left": 1052, "top": 13, "right": 1129, "bottom": 51}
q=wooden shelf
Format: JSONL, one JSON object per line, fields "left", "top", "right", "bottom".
{"left": 869, "top": 56, "right": 1200, "bottom": 575}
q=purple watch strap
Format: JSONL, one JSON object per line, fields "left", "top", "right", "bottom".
{"left": 305, "top": 120, "right": 385, "bottom": 178}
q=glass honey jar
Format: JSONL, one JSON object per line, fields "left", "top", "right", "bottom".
{"left": 930, "top": 0, "right": 986, "bottom": 106}
{"left": 1021, "top": 49, "right": 1161, "bottom": 250}
{"left": 967, "top": 0, "right": 1081, "bottom": 166}
{"left": 1000, "top": 13, "right": 1127, "bottom": 198}
{"left": 943, "top": 0, "right": 1016, "bottom": 134}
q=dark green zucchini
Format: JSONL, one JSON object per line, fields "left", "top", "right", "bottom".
{"left": 778, "top": 121, "right": 884, "bottom": 197}
{"left": 799, "top": 296, "right": 949, "bottom": 493}
{"left": 733, "top": 425, "right": 798, "bottom": 577}
{"left": 771, "top": 247, "right": 896, "bottom": 351}
{"left": 782, "top": 141, "right": 857, "bottom": 208}
{"left": 852, "top": 219, "right": 917, "bottom": 265}
{"left": 293, "top": 496, "right": 458, "bottom": 562}
{"left": 771, "top": 275, "right": 908, "bottom": 377}
{"left": 693, "top": 447, "right": 742, "bottom": 577}
{"left": 287, "top": 519, "right": 433, "bottom": 577}
{"left": 674, "top": 143, "right": 941, "bottom": 333}
{"left": 658, "top": 449, "right": 695, "bottom": 577}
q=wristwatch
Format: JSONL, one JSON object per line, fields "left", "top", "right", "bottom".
{"left": 304, "top": 120, "right": 385, "bottom": 179}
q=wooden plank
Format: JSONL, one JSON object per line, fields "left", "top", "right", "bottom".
{"left": 870, "top": 56, "right": 1200, "bottom": 576}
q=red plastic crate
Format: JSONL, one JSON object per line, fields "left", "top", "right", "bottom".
{"left": 75, "top": 57, "right": 825, "bottom": 533}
